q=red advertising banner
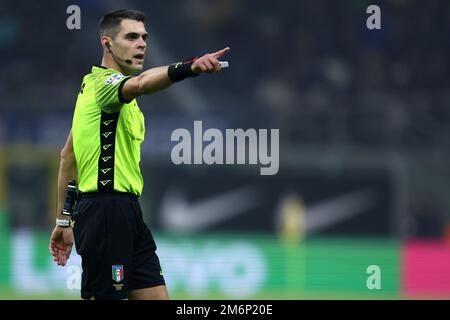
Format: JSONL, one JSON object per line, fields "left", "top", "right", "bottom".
{"left": 404, "top": 240, "right": 450, "bottom": 298}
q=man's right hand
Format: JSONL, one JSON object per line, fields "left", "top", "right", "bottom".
{"left": 191, "top": 47, "right": 231, "bottom": 74}
{"left": 122, "top": 46, "right": 231, "bottom": 100}
{"left": 49, "top": 226, "right": 74, "bottom": 266}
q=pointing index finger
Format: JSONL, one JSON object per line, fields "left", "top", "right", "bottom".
{"left": 211, "top": 47, "right": 230, "bottom": 59}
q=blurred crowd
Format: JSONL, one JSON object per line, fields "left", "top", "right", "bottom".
{"left": 1, "top": 0, "right": 450, "bottom": 149}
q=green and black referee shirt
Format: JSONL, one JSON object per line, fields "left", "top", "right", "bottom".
{"left": 72, "top": 65, "right": 145, "bottom": 196}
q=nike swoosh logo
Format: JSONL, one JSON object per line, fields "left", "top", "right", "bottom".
{"left": 305, "top": 189, "right": 376, "bottom": 233}
{"left": 160, "top": 185, "right": 262, "bottom": 233}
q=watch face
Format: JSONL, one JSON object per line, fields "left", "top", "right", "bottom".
{"left": 56, "top": 219, "right": 71, "bottom": 228}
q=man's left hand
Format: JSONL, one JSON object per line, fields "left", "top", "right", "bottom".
{"left": 49, "top": 226, "right": 74, "bottom": 266}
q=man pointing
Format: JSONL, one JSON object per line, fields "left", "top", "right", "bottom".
{"left": 49, "top": 9, "right": 229, "bottom": 300}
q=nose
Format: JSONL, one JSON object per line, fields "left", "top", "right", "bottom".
{"left": 138, "top": 37, "right": 146, "bottom": 50}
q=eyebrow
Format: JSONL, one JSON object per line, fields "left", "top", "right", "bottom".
{"left": 124, "top": 32, "right": 148, "bottom": 38}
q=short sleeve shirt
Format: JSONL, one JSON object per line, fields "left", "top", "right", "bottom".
{"left": 72, "top": 66, "right": 145, "bottom": 196}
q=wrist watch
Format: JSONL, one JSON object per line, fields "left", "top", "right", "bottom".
{"left": 56, "top": 218, "right": 71, "bottom": 228}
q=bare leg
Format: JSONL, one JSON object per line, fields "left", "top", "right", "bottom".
{"left": 128, "top": 285, "right": 169, "bottom": 300}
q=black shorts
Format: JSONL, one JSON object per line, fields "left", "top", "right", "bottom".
{"left": 73, "top": 192, "right": 165, "bottom": 300}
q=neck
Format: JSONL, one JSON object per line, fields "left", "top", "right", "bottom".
{"left": 101, "top": 53, "right": 132, "bottom": 76}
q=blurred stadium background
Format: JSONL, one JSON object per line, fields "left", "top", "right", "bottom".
{"left": 1, "top": 0, "right": 450, "bottom": 299}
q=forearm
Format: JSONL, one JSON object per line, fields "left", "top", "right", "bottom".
{"left": 134, "top": 66, "right": 173, "bottom": 96}
{"left": 56, "top": 132, "right": 77, "bottom": 220}
{"left": 122, "top": 62, "right": 199, "bottom": 100}
{"left": 56, "top": 156, "right": 77, "bottom": 220}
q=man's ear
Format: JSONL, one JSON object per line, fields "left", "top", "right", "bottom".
{"left": 101, "top": 36, "right": 112, "bottom": 52}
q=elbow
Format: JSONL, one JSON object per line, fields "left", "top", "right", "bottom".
{"left": 60, "top": 145, "right": 73, "bottom": 161}
{"left": 60, "top": 145, "right": 77, "bottom": 176}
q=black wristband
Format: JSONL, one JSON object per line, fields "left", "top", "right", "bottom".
{"left": 168, "top": 60, "right": 199, "bottom": 82}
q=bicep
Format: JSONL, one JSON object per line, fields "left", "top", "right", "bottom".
{"left": 121, "top": 77, "right": 142, "bottom": 102}
{"left": 121, "top": 66, "right": 172, "bottom": 100}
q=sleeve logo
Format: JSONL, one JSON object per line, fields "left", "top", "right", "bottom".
{"left": 105, "top": 73, "right": 125, "bottom": 85}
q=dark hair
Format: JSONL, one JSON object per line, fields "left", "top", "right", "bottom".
{"left": 99, "top": 9, "right": 145, "bottom": 38}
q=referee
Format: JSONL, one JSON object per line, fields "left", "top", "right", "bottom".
{"left": 49, "top": 9, "right": 229, "bottom": 300}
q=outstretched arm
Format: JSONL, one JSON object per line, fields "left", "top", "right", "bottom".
{"left": 121, "top": 47, "right": 230, "bottom": 100}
